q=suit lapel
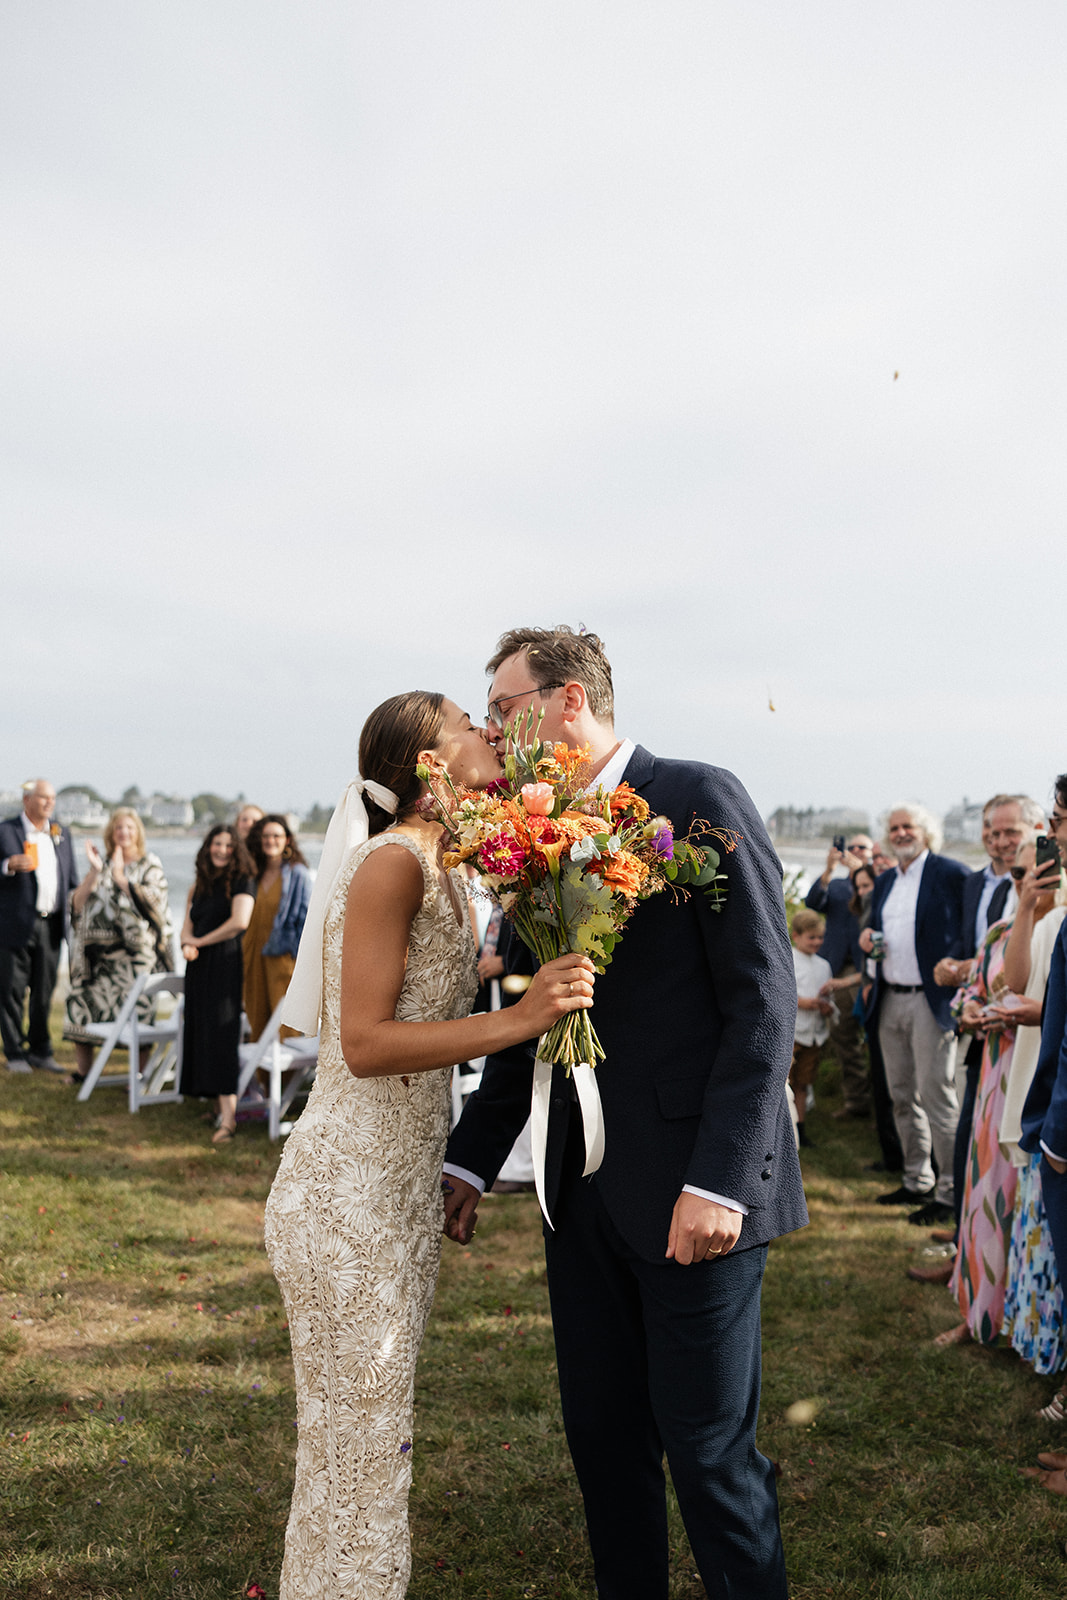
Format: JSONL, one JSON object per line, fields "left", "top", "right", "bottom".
{"left": 622, "top": 744, "right": 656, "bottom": 793}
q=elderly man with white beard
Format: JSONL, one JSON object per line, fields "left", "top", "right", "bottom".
{"left": 859, "top": 804, "right": 970, "bottom": 1226}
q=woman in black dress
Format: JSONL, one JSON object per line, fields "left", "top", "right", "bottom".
{"left": 179, "top": 825, "right": 256, "bottom": 1144}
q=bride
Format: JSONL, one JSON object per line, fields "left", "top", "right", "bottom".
{"left": 264, "top": 690, "right": 594, "bottom": 1599}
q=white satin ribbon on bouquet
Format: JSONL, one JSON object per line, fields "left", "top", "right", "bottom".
{"left": 530, "top": 1054, "right": 606, "bottom": 1229}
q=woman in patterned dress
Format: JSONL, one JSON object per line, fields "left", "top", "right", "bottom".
{"left": 264, "top": 691, "right": 594, "bottom": 1600}
{"left": 938, "top": 918, "right": 1021, "bottom": 1346}
{"left": 65, "top": 808, "right": 173, "bottom": 1081}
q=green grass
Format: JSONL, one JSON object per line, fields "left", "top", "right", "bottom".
{"left": 2, "top": 1032, "right": 1066, "bottom": 1598}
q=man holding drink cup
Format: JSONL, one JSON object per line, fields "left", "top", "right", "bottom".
{"left": 0, "top": 780, "right": 79, "bottom": 1073}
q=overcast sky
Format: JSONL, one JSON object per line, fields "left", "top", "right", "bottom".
{"left": 4, "top": 2, "right": 1065, "bottom": 826}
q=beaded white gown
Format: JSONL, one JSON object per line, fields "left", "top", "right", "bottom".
{"left": 264, "top": 831, "right": 478, "bottom": 1599}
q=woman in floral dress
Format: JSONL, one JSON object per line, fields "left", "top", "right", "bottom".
{"left": 941, "top": 919, "right": 1021, "bottom": 1345}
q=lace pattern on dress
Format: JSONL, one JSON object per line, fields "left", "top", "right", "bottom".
{"left": 264, "top": 830, "right": 478, "bottom": 1599}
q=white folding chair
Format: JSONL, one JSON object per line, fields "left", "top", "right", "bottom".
{"left": 76, "top": 972, "right": 185, "bottom": 1112}
{"left": 237, "top": 995, "right": 319, "bottom": 1140}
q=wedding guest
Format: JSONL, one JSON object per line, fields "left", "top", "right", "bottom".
{"left": 931, "top": 794, "right": 1040, "bottom": 1257}
{"left": 179, "top": 825, "right": 256, "bottom": 1144}
{"left": 933, "top": 833, "right": 1041, "bottom": 1347}
{"left": 444, "top": 624, "right": 806, "bottom": 1598}
{"left": 998, "top": 836, "right": 1067, "bottom": 1382}
{"left": 840, "top": 864, "right": 907, "bottom": 1176}
{"left": 243, "top": 815, "right": 312, "bottom": 1040}
{"left": 0, "top": 780, "right": 78, "bottom": 1073}
{"left": 871, "top": 841, "right": 898, "bottom": 876}
{"left": 859, "top": 804, "right": 968, "bottom": 1225}
{"left": 65, "top": 809, "right": 174, "bottom": 1082}
{"left": 233, "top": 804, "right": 264, "bottom": 843}
{"left": 790, "top": 910, "right": 833, "bottom": 1148}
{"left": 805, "top": 834, "right": 873, "bottom": 1118}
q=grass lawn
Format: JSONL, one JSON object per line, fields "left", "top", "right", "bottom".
{"left": 2, "top": 1038, "right": 1067, "bottom": 1599}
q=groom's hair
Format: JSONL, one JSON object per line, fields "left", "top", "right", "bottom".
{"left": 487, "top": 626, "right": 615, "bottom": 724}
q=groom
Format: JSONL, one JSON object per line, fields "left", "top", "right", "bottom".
{"left": 443, "top": 626, "right": 807, "bottom": 1599}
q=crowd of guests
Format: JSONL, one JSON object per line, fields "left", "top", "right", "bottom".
{"left": 0, "top": 782, "right": 312, "bottom": 1144}
{"left": 9, "top": 774, "right": 1067, "bottom": 1492}
{"left": 792, "top": 786, "right": 1067, "bottom": 1497}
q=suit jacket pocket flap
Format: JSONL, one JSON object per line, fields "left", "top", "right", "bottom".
{"left": 655, "top": 1077, "right": 706, "bottom": 1120}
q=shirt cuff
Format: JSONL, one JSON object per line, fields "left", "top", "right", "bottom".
{"left": 1, "top": 859, "right": 12, "bottom": 876}
{"left": 682, "top": 1184, "right": 748, "bottom": 1215}
{"left": 1040, "top": 1141, "right": 1067, "bottom": 1165}
{"left": 442, "top": 1162, "right": 486, "bottom": 1195}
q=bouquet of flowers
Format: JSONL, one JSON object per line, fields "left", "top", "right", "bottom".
{"left": 418, "top": 712, "right": 740, "bottom": 1074}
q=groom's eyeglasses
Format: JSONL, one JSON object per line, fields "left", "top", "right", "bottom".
{"left": 486, "top": 681, "right": 564, "bottom": 729}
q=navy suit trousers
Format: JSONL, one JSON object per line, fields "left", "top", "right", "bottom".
{"left": 543, "top": 1112, "right": 788, "bottom": 1600}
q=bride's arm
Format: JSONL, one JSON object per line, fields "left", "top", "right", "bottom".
{"left": 340, "top": 843, "right": 593, "bottom": 1079}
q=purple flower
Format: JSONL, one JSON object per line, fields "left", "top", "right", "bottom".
{"left": 652, "top": 828, "right": 674, "bottom": 860}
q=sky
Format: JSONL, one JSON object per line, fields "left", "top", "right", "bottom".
{"left": 4, "top": 2, "right": 1066, "bottom": 825}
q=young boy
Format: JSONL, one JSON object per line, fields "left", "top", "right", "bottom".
{"left": 790, "top": 909, "right": 834, "bottom": 1148}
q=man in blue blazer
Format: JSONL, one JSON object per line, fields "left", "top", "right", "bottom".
{"left": 444, "top": 627, "right": 807, "bottom": 1600}
{"left": 0, "top": 779, "right": 79, "bottom": 1072}
{"left": 859, "top": 805, "right": 968, "bottom": 1225}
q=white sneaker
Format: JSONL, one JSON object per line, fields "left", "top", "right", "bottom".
{"left": 6, "top": 1058, "right": 32, "bottom": 1074}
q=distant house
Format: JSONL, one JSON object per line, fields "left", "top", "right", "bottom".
{"left": 55, "top": 790, "right": 109, "bottom": 828}
{"left": 944, "top": 797, "right": 985, "bottom": 844}
{"left": 767, "top": 806, "right": 870, "bottom": 841}
{"left": 142, "top": 795, "right": 195, "bottom": 828}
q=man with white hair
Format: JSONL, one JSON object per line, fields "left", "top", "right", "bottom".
{"left": 859, "top": 804, "right": 969, "bottom": 1225}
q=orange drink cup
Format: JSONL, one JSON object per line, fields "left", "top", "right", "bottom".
{"left": 24, "top": 839, "right": 38, "bottom": 870}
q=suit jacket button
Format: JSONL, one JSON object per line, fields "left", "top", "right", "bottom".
{"left": 761, "top": 1170, "right": 771, "bottom": 1180}
{"left": 765, "top": 1154, "right": 774, "bottom": 1162}
{"left": 553, "top": 1097, "right": 564, "bottom": 1108}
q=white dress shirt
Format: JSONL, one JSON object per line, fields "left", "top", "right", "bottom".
{"left": 881, "top": 850, "right": 928, "bottom": 986}
{"left": 1, "top": 813, "right": 59, "bottom": 915}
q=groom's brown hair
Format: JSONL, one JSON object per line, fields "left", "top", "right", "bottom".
{"left": 487, "top": 625, "right": 615, "bottom": 724}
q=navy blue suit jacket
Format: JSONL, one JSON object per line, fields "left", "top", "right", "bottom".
{"left": 804, "top": 874, "right": 863, "bottom": 975}
{"left": 961, "top": 867, "right": 1012, "bottom": 960}
{"left": 446, "top": 745, "right": 809, "bottom": 1262}
{"left": 1021, "top": 918, "right": 1067, "bottom": 1161}
{"left": 865, "top": 852, "right": 968, "bottom": 1030}
{"left": 0, "top": 815, "right": 79, "bottom": 950}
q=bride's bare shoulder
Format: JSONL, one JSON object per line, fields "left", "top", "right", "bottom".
{"left": 345, "top": 835, "right": 425, "bottom": 917}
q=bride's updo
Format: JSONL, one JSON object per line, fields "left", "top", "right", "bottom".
{"left": 358, "top": 691, "right": 445, "bottom": 835}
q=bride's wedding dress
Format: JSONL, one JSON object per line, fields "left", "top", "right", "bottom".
{"left": 265, "top": 831, "right": 477, "bottom": 1598}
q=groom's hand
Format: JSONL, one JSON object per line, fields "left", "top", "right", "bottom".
{"left": 665, "top": 1193, "right": 743, "bottom": 1264}
{"left": 442, "top": 1175, "right": 481, "bottom": 1245}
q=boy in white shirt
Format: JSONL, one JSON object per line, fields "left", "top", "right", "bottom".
{"left": 790, "top": 909, "right": 835, "bottom": 1148}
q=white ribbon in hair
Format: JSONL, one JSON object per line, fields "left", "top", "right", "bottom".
{"left": 281, "top": 776, "right": 399, "bottom": 1036}
{"left": 530, "top": 1055, "right": 605, "bottom": 1229}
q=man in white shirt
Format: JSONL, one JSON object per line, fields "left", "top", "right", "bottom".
{"left": 859, "top": 804, "right": 969, "bottom": 1225}
{"left": 0, "top": 780, "right": 79, "bottom": 1073}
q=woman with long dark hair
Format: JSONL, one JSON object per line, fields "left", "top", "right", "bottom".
{"left": 179, "top": 824, "right": 256, "bottom": 1143}
{"left": 243, "top": 814, "right": 312, "bottom": 1040}
{"left": 264, "top": 691, "right": 593, "bottom": 1599}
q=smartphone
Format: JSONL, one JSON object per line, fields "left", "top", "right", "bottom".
{"left": 832, "top": 834, "right": 846, "bottom": 855}
{"left": 1035, "top": 834, "right": 1061, "bottom": 888}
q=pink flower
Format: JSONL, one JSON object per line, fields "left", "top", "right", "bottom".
{"left": 478, "top": 831, "right": 528, "bottom": 877}
{"left": 520, "top": 782, "right": 554, "bottom": 816}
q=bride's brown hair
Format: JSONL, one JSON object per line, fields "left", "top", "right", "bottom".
{"left": 358, "top": 691, "right": 445, "bottom": 835}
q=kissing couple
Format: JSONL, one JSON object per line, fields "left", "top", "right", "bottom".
{"left": 264, "top": 624, "right": 807, "bottom": 1599}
